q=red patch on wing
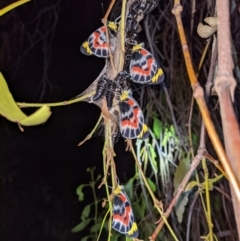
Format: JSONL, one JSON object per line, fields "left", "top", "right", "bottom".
{"left": 113, "top": 205, "right": 132, "bottom": 225}
{"left": 118, "top": 193, "right": 128, "bottom": 202}
{"left": 140, "top": 49, "right": 148, "bottom": 55}
{"left": 132, "top": 55, "right": 154, "bottom": 76}
{"left": 121, "top": 105, "right": 140, "bottom": 128}
{"left": 92, "top": 26, "right": 108, "bottom": 49}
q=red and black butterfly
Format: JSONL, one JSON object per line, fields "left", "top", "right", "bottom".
{"left": 129, "top": 44, "right": 164, "bottom": 85}
{"left": 112, "top": 185, "right": 139, "bottom": 238}
{"left": 80, "top": 21, "right": 117, "bottom": 58}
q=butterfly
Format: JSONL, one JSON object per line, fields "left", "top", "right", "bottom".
{"left": 112, "top": 185, "right": 139, "bottom": 238}
{"left": 80, "top": 21, "right": 117, "bottom": 58}
{"left": 89, "top": 73, "right": 149, "bottom": 140}
{"left": 129, "top": 43, "right": 164, "bottom": 84}
{"left": 117, "top": 89, "right": 149, "bottom": 139}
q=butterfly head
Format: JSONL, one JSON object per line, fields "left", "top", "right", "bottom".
{"left": 132, "top": 43, "right": 144, "bottom": 53}
{"left": 119, "top": 89, "right": 132, "bottom": 102}
{"left": 107, "top": 21, "right": 118, "bottom": 31}
{"left": 113, "top": 184, "right": 124, "bottom": 195}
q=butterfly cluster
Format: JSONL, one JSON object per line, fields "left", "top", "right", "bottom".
{"left": 80, "top": 26, "right": 164, "bottom": 140}
{"left": 79, "top": 0, "right": 162, "bottom": 238}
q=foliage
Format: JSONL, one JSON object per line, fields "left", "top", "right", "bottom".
{"left": 0, "top": 73, "right": 51, "bottom": 129}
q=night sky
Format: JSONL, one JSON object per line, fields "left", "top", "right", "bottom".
{"left": 0, "top": 1, "right": 135, "bottom": 240}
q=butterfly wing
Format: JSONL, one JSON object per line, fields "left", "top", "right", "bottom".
{"left": 119, "top": 94, "right": 144, "bottom": 139}
{"left": 87, "top": 26, "right": 109, "bottom": 58}
{"left": 130, "top": 47, "right": 164, "bottom": 84}
{"left": 80, "top": 41, "right": 93, "bottom": 56}
{"left": 112, "top": 189, "right": 139, "bottom": 238}
{"left": 80, "top": 26, "right": 109, "bottom": 58}
{"left": 137, "top": 123, "right": 149, "bottom": 139}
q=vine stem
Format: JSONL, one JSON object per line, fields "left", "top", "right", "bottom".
{"left": 202, "top": 158, "right": 213, "bottom": 241}
{"left": 17, "top": 93, "right": 92, "bottom": 107}
{"left": 0, "top": 0, "right": 31, "bottom": 16}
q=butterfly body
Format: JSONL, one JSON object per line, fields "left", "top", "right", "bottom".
{"left": 89, "top": 73, "right": 149, "bottom": 140}
{"left": 112, "top": 185, "right": 139, "bottom": 238}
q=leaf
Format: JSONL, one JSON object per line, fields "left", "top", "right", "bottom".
{"left": 161, "top": 129, "right": 170, "bottom": 146}
{"left": 76, "top": 184, "right": 88, "bottom": 201}
{"left": 199, "top": 174, "right": 224, "bottom": 191}
{"left": 81, "top": 235, "right": 93, "bottom": 241}
{"left": 148, "top": 144, "right": 156, "bottom": 159}
{"left": 173, "top": 158, "right": 190, "bottom": 194}
{"left": 185, "top": 181, "right": 199, "bottom": 192}
{"left": 147, "top": 178, "right": 156, "bottom": 192}
{"left": 0, "top": 72, "right": 51, "bottom": 127}
{"left": 170, "top": 125, "right": 175, "bottom": 135}
{"left": 133, "top": 201, "right": 145, "bottom": 219}
{"left": 71, "top": 219, "right": 92, "bottom": 233}
{"left": 207, "top": 174, "right": 224, "bottom": 190}
{"left": 148, "top": 144, "right": 158, "bottom": 172}
{"left": 90, "top": 223, "right": 101, "bottom": 233}
{"left": 153, "top": 118, "right": 162, "bottom": 139}
{"left": 81, "top": 204, "right": 91, "bottom": 219}
{"left": 20, "top": 106, "right": 51, "bottom": 126}
{"left": 174, "top": 192, "right": 189, "bottom": 223}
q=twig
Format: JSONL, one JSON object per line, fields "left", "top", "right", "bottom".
{"left": 149, "top": 150, "right": 203, "bottom": 240}
{"left": 17, "top": 93, "right": 93, "bottom": 107}
{"left": 78, "top": 114, "right": 103, "bottom": 146}
{"left": 102, "top": 0, "right": 116, "bottom": 73}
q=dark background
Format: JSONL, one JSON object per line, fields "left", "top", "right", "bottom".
{"left": 0, "top": 1, "right": 135, "bottom": 240}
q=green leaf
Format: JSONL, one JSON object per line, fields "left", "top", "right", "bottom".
{"left": 173, "top": 158, "right": 190, "bottom": 194}
{"left": 147, "top": 178, "right": 156, "bottom": 192}
{"left": 170, "top": 125, "right": 175, "bottom": 135}
{"left": 174, "top": 192, "right": 189, "bottom": 223}
{"left": 80, "top": 235, "right": 93, "bottom": 241}
{"left": 133, "top": 201, "right": 145, "bottom": 219}
{"left": 148, "top": 144, "right": 158, "bottom": 172}
{"left": 0, "top": 72, "right": 51, "bottom": 127}
{"left": 81, "top": 204, "right": 91, "bottom": 219}
{"left": 90, "top": 223, "right": 101, "bottom": 233}
{"left": 161, "top": 129, "right": 170, "bottom": 146}
{"left": 71, "top": 219, "right": 92, "bottom": 233}
{"left": 153, "top": 118, "right": 162, "bottom": 139}
{"left": 76, "top": 184, "right": 88, "bottom": 201}
{"left": 148, "top": 144, "right": 156, "bottom": 160}
{"left": 185, "top": 181, "right": 199, "bottom": 192}
{"left": 207, "top": 174, "right": 224, "bottom": 190}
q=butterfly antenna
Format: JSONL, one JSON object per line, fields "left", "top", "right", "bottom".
{"left": 101, "top": 3, "right": 104, "bottom": 16}
{"left": 132, "top": 84, "right": 149, "bottom": 93}
{"left": 114, "top": 15, "right": 121, "bottom": 24}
